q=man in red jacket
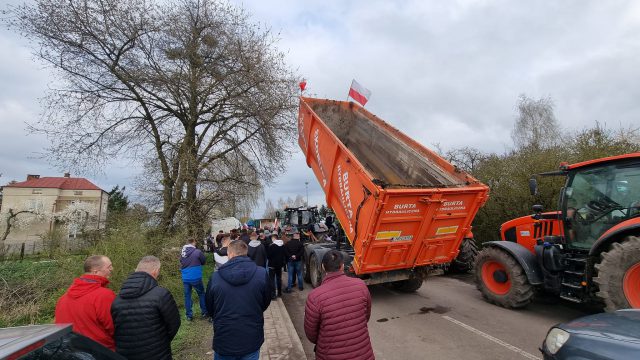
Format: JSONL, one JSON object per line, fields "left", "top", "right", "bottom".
{"left": 304, "top": 250, "right": 374, "bottom": 360}
{"left": 55, "top": 255, "right": 116, "bottom": 350}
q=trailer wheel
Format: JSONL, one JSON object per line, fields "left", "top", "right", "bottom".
{"left": 475, "top": 247, "right": 534, "bottom": 308}
{"left": 303, "top": 257, "right": 311, "bottom": 283}
{"left": 446, "top": 238, "right": 479, "bottom": 274}
{"left": 392, "top": 277, "right": 424, "bottom": 292}
{"left": 309, "top": 253, "right": 325, "bottom": 288}
{"left": 594, "top": 236, "right": 640, "bottom": 311}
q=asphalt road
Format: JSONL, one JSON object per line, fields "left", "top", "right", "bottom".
{"left": 282, "top": 273, "right": 600, "bottom": 360}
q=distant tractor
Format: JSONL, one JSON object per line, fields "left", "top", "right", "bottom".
{"left": 475, "top": 153, "right": 640, "bottom": 311}
{"left": 278, "top": 206, "right": 329, "bottom": 242}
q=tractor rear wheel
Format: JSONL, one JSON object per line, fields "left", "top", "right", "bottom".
{"left": 474, "top": 247, "right": 534, "bottom": 308}
{"left": 446, "top": 238, "right": 479, "bottom": 274}
{"left": 309, "top": 253, "right": 325, "bottom": 288}
{"left": 392, "top": 277, "right": 424, "bottom": 293}
{"left": 594, "top": 236, "right": 640, "bottom": 311}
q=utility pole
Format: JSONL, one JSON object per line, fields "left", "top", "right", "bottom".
{"left": 305, "top": 181, "right": 309, "bottom": 206}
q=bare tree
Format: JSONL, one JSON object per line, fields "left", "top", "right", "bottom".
{"left": 262, "top": 199, "right": 276, "bottom": 219}
{"left": 1, "top": 209, "right": 35, "bottom": 242}
{"left": 511, "top": 94, "right": 561, "bottom": 150}
{"left": 7, "top": 0, "right": 298, "bottom": 236}
{"left": 293, "top": 194, "right": 305, "bottom": 207}
{"left": 445, "top": 146, "right": 486, "bottom": 174}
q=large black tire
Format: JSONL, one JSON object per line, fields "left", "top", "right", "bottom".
{"left": 446, "top": 238, "right": 479, "bottom": 274}
{"left": 594, "top": 236, "right": 640, "bottom": 312}
{"left": 309, "top": 253, "right": 325, "bottom": 288}
{"left": 474, "top": 247, "right": 534, "bottom": 308}
{"left": 303, "top": 256, "right": 311, "bottom": 283}
{"left": 392, "top": 277, "right": 424, "bottom": 293}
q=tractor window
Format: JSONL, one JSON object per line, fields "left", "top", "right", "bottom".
{"left": 301, "top": 211, "right": 311, "bottom": 225}
{"left": 289, "top": 212, "right": 299, "bottom": 226}
{"left": 564, "top": 161, "right": 640, "bottom": 249}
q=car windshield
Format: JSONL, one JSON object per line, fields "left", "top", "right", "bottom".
{"left": 564, "top": 161, "right": 640, "bottom": 249}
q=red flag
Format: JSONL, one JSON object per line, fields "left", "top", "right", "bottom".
{"left": 348, "top": 79, "right": 371, "bottom": 106}
{"left": 299, "top": 80, "right": 307, "bottom": 91}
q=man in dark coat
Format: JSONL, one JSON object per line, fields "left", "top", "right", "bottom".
{"left": 267, "top": 233, "right": 286, "bottom": 299}
{"left": 247, "top": 231, "right": 267, "bottom": 268}
{"left": 283, "top": 231, "right": 305, "bottom": 292}
{"left": 304, "top": 250, "right": 374, "bottom": 360}
{"left": 239, "top": 229, "right": 250, "bottom": 244}
{"left": 214, "top": 234, "right": 231, "bottom": 269}
{"left": 214, "top": 230, "right": 225, "bottom": 248}
{"left": 111, "top": 256, "right": 180, "bottom": 360}
{"left": 205, "top": 240, "right": 271, "bottom": 359}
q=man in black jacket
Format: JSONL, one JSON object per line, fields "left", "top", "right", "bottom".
{"left": 205, "top": 240, "right": 271, "bottom": 359}
{"left": 284, "top": 231, "right": 305, "bottom": 293}
{"left": 267, "top": 233, "right": 286, "bottom": 299}
{"left": 247, "top": 231, "right": 267, "bottom": 268}
{"left": 111, "top": 256, "right": 180, "bottom": 360}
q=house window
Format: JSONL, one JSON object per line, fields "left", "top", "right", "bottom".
{"left": 29, "top": 199, "right": 44, "bottom": 212}
{"left": 74, "top": 191, "right": 83, "bottom": 196}
{"left": 32, "top": 189, "right": 42, "bottom": 194}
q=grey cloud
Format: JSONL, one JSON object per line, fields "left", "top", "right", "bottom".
{"left": 3, "top": 0, "right": 640, "bottom": 218}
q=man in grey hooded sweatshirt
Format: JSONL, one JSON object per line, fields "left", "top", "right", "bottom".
{"left": 247, "top": 231, "right": 267, "bottom": 268}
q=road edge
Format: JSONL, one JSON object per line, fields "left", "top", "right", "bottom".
{"left": 275, "top": 297, "right": 307, "bottom": 359}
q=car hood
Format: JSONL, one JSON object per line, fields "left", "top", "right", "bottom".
{"left": 558, "top": 310, "right": 640, "bottom": 343}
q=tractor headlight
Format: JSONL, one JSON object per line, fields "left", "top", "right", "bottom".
{"left": 545, "top": 328, "right": 570, "bottom": 354}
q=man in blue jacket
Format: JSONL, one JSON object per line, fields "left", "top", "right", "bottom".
{"left": 181, "top": 238, "right": 207, "bottom": 321}
{"left": 205, "top": 240, "right": 271, "bottom": 360}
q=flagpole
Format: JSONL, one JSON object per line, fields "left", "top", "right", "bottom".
{"left": 346, "top": 79, "right": 352, "bottom": 102}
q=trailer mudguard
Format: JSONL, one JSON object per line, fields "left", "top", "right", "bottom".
{"left": 483, "top": 241, "right": 543, "bottom": 285}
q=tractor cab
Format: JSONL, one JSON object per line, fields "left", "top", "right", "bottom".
{"left": 561, "top": 161, "right": 640, "bottom": 250}
{"left": 279, "top": 206, "right": 327, "bottom": 241}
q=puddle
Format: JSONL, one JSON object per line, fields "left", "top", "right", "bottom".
{"left": 410, "top": 305, "right": 450, "bottom": 315}
{"left": 377, "top": 318, "right": 389, "bottom": 322}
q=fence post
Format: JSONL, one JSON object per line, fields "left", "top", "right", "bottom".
{"left": 20, "top": 243, "right": 25, "bottom": 261}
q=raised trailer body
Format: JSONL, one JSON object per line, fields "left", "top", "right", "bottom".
{"left": 297, "top": 97, "right": 489, "bottom": 286}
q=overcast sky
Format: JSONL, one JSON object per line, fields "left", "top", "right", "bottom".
{"left": 1, "top": 0, "right": 639, "bottom": 218}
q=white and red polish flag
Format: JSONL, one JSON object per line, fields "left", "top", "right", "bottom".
{"left": 348, "top": 79, "right": 371, "bottom": 106}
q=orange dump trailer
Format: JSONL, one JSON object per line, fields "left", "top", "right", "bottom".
{"left": 298, "top": 97, "right": 489, "bottom": 290}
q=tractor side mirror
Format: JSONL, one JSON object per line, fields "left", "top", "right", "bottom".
{"left": 529, "top": 177, "right": 538, "bottom": 196}
{"left": 532, "top": 204, "right": 544, "bottom": 220}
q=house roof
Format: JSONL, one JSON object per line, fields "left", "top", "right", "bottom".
{"left": 5, "top": 177, "right": 103, "bottom": 191}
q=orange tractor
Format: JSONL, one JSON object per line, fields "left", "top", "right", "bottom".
{"left": 475, "top": 153, "right": 640, "bottom": 311}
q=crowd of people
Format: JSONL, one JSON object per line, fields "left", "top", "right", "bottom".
{"left": 53, "top": 226, "right": 374, "bottom": 360}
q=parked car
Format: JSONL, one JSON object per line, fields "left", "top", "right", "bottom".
{"left": 0, "top": 324, "right": 124, "bottom": 360}
{"left": 541, "top": 309, "right": 640, "bottom": 359}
